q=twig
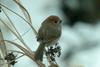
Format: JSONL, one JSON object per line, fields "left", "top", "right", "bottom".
{"left": 2, "top": 8, "right": 31, "bottom": 51}
{"left": 1, "top": 8, "right": 32, "bottom": 52}
{"left": 0, "top": 3, "right": 37, "bottom": 35}
{"left": 0, "top": 29, "right": 10, "bottom": 67}
{"left": 13, "top": 0, "right": 32, "bottom": 24}
{"left": 12, "top": 28, "right": 31, "bottom": 41}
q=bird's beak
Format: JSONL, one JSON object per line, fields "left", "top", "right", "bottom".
{"left": 59, "top": 20, "right": 62, "bottom": 24}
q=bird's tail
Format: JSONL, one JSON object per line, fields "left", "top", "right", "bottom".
{"left": 35, "top": 43, "right": 46, "bottom": 61}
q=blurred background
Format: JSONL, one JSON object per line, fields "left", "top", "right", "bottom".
{"left": 0, "top": 0, "right": 100, "bottom": 67}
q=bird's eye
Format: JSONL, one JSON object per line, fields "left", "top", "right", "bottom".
{"left": 54, "top": 20, "right": 62, "bottom": 24}
{"left": 54, "top": 21, "right": 57, "bottom": 23}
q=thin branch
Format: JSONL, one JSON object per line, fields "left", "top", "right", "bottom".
{"left": 12, "top": 28, "right": 31, "bottom": 41}
{"left": 0, "top": 18, "right": 32, "bottom": 53}
{"left": 0, "top": 3, "right": 37, "bottom": 35}
{"left": 0, "top": 40, "right": 35, "bottom": 60}
{"left": 0, "top": 29, "right": 9, "bottom": 67}
{"left": 9, "top": 50, "right": 25, "bottom": 55}
{"left": 0, "top": 29, "right": 7, "bottom": 56}
{"left": 1, "top": 8, "right": 32, "bottom": 52}
{"left": 13, "top": 0, "right": 32, "bottom": 24}
{"left": 0, "top": 40, "right": 45, "bottom": 67}
{"left": 6, "top": 54, "right": 24, "bottom": 65}
{"left": 6, "top": 50, "right": 25, "bottom": 64}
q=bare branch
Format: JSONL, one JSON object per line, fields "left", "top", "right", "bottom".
{"left": 1, "top": 8, "right": 32, "bottom": 52}
{"left": 0, "top": 3, "right": 37, "bottom": 35}
{"left": 13, "top": 0, "right": 32, "bottom": 24}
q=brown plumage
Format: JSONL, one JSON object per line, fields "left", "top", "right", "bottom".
{"left": 35, "top": 15, "right": 62, "bottom": 61}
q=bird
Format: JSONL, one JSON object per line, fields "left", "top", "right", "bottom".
{"left": 34, "top": 15, "right": 62, "bottom": 61}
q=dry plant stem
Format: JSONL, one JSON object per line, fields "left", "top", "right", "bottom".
{"left": 7, "top": 40, "right": 45, "bottom": 67}
{"left": 12, "top": 28, "right": 31, "bottom": 41}
{"left": 0, "top": 40, "right": 45, "bottom": 67}
{"left": 0, "top": 3, "right": 37, "bottom": 35}
{"left": 7, "top": 54, "right": 24, "bottom": 64}
{"left": 9, "top": 50, "right": 25, "bottom": 55}
{"left": 0, "top": 29, "right": 7, "bottom": 56}
{"left": 0, "top": 18, "right": 32, "bottom": 53}
{"left": 7, "top": 53, "right": 25, "bottom": 65}
{"left": 0, "top": 40, "right": 35, "bottom": 61}
{"left": 1, "top": 8, "right": 32, "bottom": 52}
{"left": 9, "top": 49, "right": 35, "bottom": 58}
{"left": 13, "top": 0, "right": 32, "bottom": 24}
{"left": 9, "top": 50, "right": 26, "bottom": 58}
{"left": 0, "top": 2, "right": 46, "bottom": 67}
{"left": 13, "top": 0, "right": 33, "bottom": 40}
{"left": 4, "top": 50, "right": 24, "bottom": 65}
{"left": 4, "top": 40, "right": 35, "bottom": 60}
{"left": 1, "top": 50, "right": 25, "bottom": 66}
{"left": 0, "top": 30, "right": 10, "bottom": 67}
{"left": 0, "top": 11, "right": 45, "bottom": 67}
